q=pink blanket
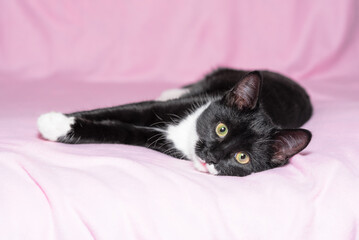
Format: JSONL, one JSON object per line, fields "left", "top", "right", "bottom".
{"left": 1, "top": 0, "right": 359, "bottom": 239}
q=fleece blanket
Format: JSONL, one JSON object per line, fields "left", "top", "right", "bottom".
{"left": 1, "top": 0, "right": 359, "bottom": 239}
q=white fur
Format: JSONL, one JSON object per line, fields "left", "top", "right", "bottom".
{"left": 157, "top": 88, "right": 190, "bottom": 101}
{"left": 207, "top": 164, "right": 219, "bottom": 175}
{"left": 166, "top": 103, "right": 210, "bottom": 160}
{"left": 37, "top": 112, "right": 75, "bottom": 141}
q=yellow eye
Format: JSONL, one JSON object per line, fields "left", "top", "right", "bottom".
{"left": 215, "top": 123, "right": 228, "bottom": 138}
{"left": 235, "top": 152, "right": 250, "bottom": 164}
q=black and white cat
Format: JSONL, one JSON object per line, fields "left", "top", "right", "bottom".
{"left": 38, "top": 68, "right": 312, "bottom": 176}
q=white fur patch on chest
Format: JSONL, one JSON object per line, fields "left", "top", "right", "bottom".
{"left": 166, "top": 103, "right": 210, "bottom": 160}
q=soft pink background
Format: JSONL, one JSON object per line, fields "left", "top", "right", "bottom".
{"left": 1, "top": 0, "right": 359, "bottom": 239}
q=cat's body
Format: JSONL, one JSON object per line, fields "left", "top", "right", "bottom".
{"left": 38, "top": 68, "right": 312, "bottom": 176}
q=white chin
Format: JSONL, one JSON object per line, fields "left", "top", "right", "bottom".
{"left": 207, "top": 164, "right": 219, "bottom": 175}
{"left": 192, "top": 157, "right": 219, "bottom": 175}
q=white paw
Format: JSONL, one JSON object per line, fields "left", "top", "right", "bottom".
{"left": 37, "top": 112, "right": 75, "bottom": 141}
{"left": 156, "top": 88, "right": 190, "bottom": 101}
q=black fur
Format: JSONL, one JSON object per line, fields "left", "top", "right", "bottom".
{"left": 51, "top": 68, "right": 313, "bottom": 176}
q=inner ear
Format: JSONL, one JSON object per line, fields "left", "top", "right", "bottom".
{"left": 223, "top": 71, "right": 262, "bottom": 110}
{"left": 272, "top": 129, "right": 312, "bottom": 165}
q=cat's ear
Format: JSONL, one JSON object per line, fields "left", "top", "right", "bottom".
{"left": 271, "top": 129, "right": 312, "bottom": 165}
{"left": 223, "top": 71, "right": 262, "bottom": 110}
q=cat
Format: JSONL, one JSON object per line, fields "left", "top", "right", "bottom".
{"left": 37, "top": 68, "right": 313, "bottom": 177}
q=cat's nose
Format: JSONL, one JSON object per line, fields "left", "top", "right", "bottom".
{"left": 206, "top": 153, "right": 220, "bottom": 164}
{"left": 207, "top": 159, "right": 219, "bottom": 164}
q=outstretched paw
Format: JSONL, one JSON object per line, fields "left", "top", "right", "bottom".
{"left": 37, "top": 112, "right": 75, "bottom": 141}
{"left": 156, "top": 88, "right": 190, "bottom": 101}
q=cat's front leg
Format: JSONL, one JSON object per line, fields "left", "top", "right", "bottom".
{"left": 61, "top": 98, "right": 200, "bottom": 128}
{"left": 38, "top": 112, "right": 185, "bottom": 158}
{"left": 37, "top": 112, "right": 164, "bottom": 146}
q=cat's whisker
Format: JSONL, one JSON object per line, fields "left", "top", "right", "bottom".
{"left": 75, "top": 136, "right": 81, "bottom": 144}
{"left": 154, "top": 113, "right": 163, "bottom": 121}
{"left": 146, "top": 134, "right": 166, "bottom": 149}
{"left": 147, "top": 132, "right": 163, "bottom": 141}
{"left": 150, "top": 120, "right": 170, "bottom": 127}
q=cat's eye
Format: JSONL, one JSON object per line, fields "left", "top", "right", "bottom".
{"left": 235, "top": 152, "right": 250, "bottom": 164}
{"left": 215, "top": 123, "right": 228, "bottom": 138}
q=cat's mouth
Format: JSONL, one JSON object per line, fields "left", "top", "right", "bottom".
{"left": 192, "top": 156, "right": 219, "bottom": 175}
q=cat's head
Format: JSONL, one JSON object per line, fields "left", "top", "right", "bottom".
{"left": 194, "top": 71, "right": 312, "bottom": 176}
